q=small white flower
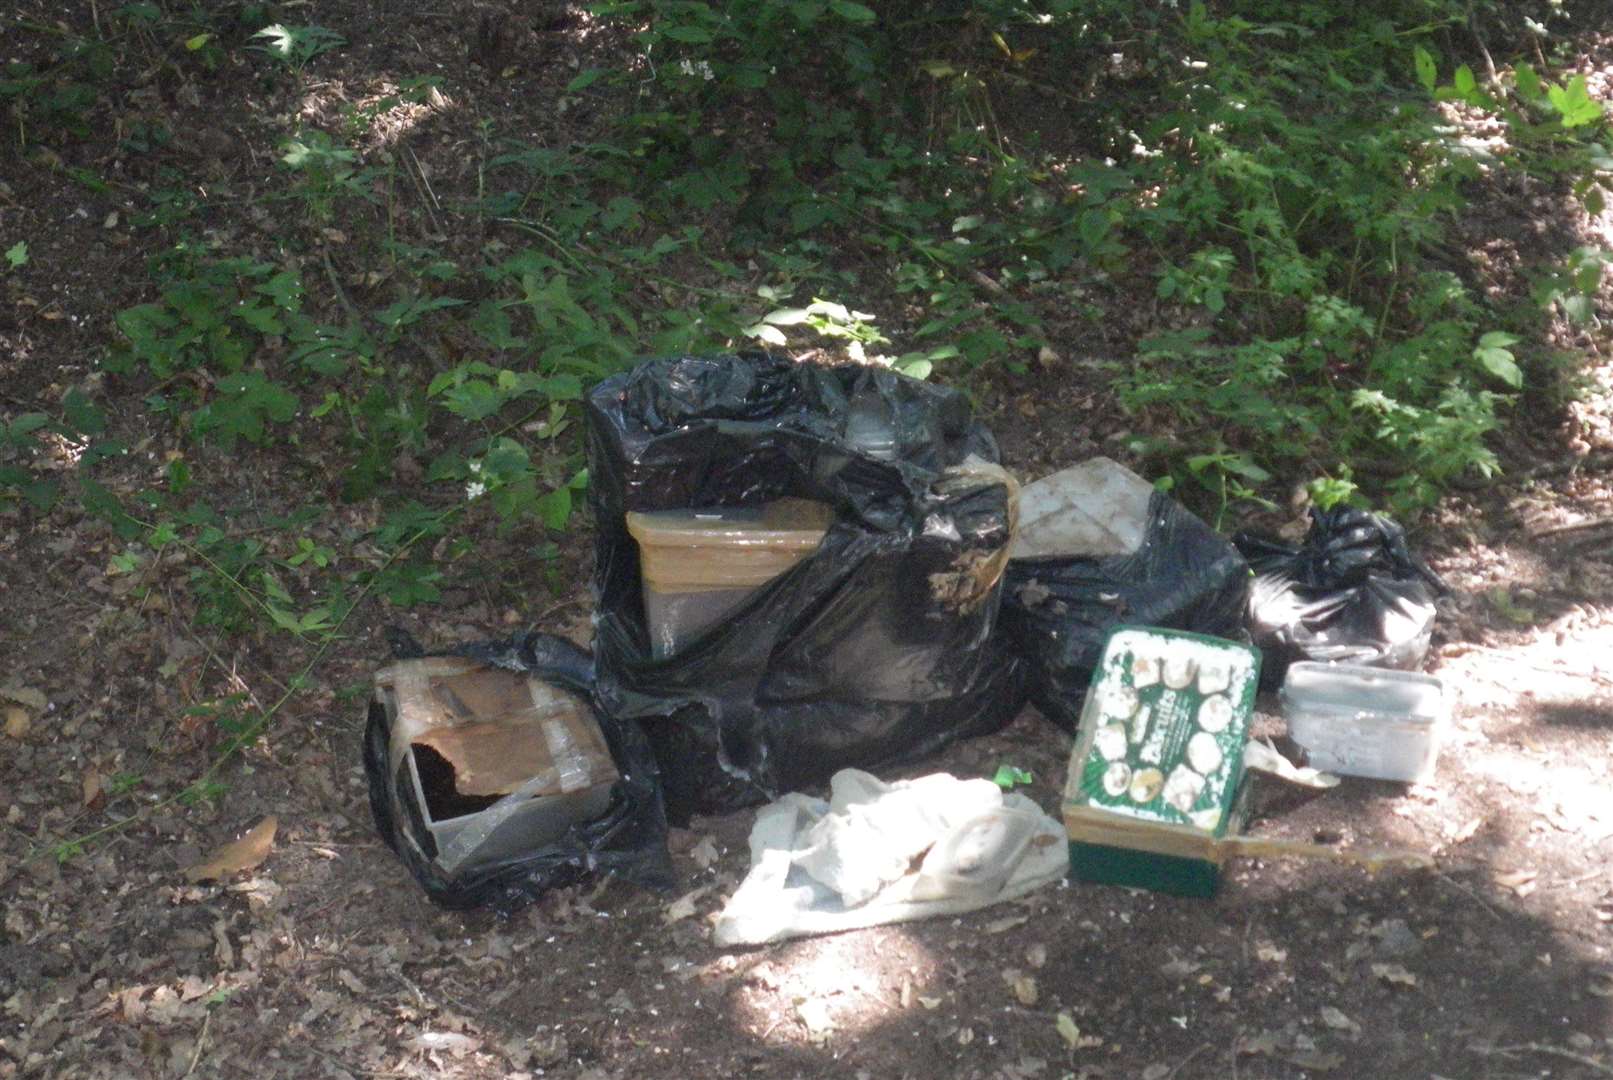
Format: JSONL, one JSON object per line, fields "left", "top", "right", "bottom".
{"left": 468, "top": 460, "right": 482, "bottom": 474}
{"left": 465, "top": 481, "right": 486, "bottom": 501}
{"left": 699, "top": 60, "right": 714, "bottom": 81}
{"left": 678, "top": 59, "right": 695, "bottom": 77}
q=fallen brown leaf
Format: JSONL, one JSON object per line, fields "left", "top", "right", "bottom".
{"left": 1496, "top": 870, "right": 1535, "bottom": 902}
{"left": 1055, "top": 1013, "right": 1102, "bottom": 1050}
{"left": 1285, "top": 1049, "right": 1344, "bottom": 1071}
{"left": 184, "top": 816, "right": 277, "bottom": 883}
{"left": 1238, "top": 1031, "right": 1281, "bottom": 1057}
{"left": 0, "top": 686, "right": 47, "bottom": 712}
{"left": 3, "top": 706, "right": 29, "bottom": 738}
{"left": 663, "top": 885, "right": 711, "bottom": 924}
{"left": 690, "top": 835, "right": 720, "bottom": 870}
{"left": 82, "top": 767, "right": 104, "bottom": 809}
{"left": 1002, "top": 969, "right": 1038, "bottom": 1006}
{"left": 1256, "top": 942, "right": 1288, "bottom": 964}
{"left": 1370, "top": 962, "right": 1418, "bottom": 988}
{"left": 797, "top": 998, "right": 835, "bottom": 1041}
{"left": 986, "top": 913, "right": 1030, "bottom": 934}
{"left": 1319, "top": 1005, "right": 1359, "bottom": 1032}
{"left": 1588, "top": 970, "right": 1613, "bottom": 998}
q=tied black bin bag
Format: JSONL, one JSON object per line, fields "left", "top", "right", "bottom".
{"left": 587, "top": 353, "right": 1025, "bottom": 820}
{"left": 1234, "top": 507, "right": 1448, "bottom": 687}
{"left": 363, "top": 629, "right": 672, "bottom": 913}
{"left": 1000, "top": 484, "right": 1251, "bottom": 732}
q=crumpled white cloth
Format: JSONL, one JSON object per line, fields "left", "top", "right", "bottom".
{"left": 713, "top": 769, "right": 1069, "bottom": 947}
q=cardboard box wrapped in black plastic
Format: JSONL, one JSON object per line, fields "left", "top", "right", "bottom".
{"left": 362, "top": 631, "right": 671, "bottom": 913}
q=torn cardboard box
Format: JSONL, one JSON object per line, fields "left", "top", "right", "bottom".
{"left": 373, "top": 657, "right": 619, "bottom": 877}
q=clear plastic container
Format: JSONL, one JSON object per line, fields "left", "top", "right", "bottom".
{"left": 625, "top": 498, "right": 833, "bottom": 658}
{"left": 1010, "top": 456, "right": 1157, "bottom": 560}
{"left": 1281, "top": 661, "right": 1447, "bottom": 782}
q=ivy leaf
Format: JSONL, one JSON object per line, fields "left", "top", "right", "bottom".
{"left": 439, "top": 379, "right": 503, "bottom": 421}
{"left": 744, "top": 323, "right": 788, "bottom": 346}
{"left": 761, "top": 307, "right": 811, "bottom": 326}
{"left": 992, "top": 764, "right": 1033, "bottom": 789}
{"left": 21, "top": 478, "right": 60, "bottom": 511}
{"left": 536, "top": 487, "right": 572, "bottom": 530}
{"left": 829, "top": 0, "right": 877, "bottom": 22}
{"left": 1452, "top": 64, "right": 1475, "bottom": 98}
{"left": 191, "top": 373, "right": 298, "bottom": 449}
{"left": 1548, "top": 76, "right": 1604, "bottom": 128}
{"left": 1514, "top": 63, "right": 1542, "bottom": 102}
{"left": 660, "top": 24, "right": 714, "bottom": 44}
{"left": 566, "top": 68, "right": 605, "bottom": 92}
{"left": 1473, "top": 332, "right": 1522, "bottom": 388}
{"left": 7, "top": 413, "right": 49, "bottom": 438}
{"left": 1412, "top": 46, "right": 1436, "bottom": 94}
{"left": 1222, "top": 455, "right": 1271, "bottom": 483}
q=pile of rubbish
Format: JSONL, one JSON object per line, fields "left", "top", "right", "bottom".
{"left": 361, "top": 353, "right": 1450, "bottom": 935}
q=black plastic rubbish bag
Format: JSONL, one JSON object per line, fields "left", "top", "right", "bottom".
{"left": 999, "top": 481, "right": 1251, "bottom": 733}
{"left": 1233, "top": 507, "right": 1448, "bottom": 686}
{"left": 363, "top": 629, "right": 672, "bottom": 914}
{"left": 587, "top": 353, "right": 1025, "bottom": 821}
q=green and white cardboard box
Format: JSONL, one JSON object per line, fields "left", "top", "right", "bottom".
{"left": 1063, "top": 626, "right": 1262, "bottom": 898}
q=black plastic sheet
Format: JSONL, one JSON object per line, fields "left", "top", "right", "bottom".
{"left": 363, "top": 629, "right": 672, "bottom": 914}
{"left": 1000, "top": 492, "right": 1252, "bottom": 732}
{"left": 1234, "top": 507, "right": 1447, "bottom": 687}
{"left": 587, "top": 353, "right": 1025, "bottom": 820}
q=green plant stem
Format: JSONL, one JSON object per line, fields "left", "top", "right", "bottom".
{"left": 494, "top": 216, "right": 745, "bottom": 300}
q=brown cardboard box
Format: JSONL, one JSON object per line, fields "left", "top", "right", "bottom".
{"left": 373, "top": 657, "right": 618, "bottom": 875}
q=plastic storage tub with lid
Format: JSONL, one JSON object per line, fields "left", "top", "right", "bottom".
{"left": 625, "top": 498, "right": 833, "bottom": 659}
{"left": 1280, "top": 661, "right": 1447, "bottom": 782}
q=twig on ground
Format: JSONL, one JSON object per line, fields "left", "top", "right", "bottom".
{"left": 320, "top": 244, "right": 361, "bottom": 323}
{"left": 1167, "top": 1043, "right": 1212, "bottom": 1079}
{"left": 1530, "top": 515, "right": 1613, "bottom": 539}
{"left": 1485, "top": 1042, "right": 1613, "bottom": 1075}
{"left": 404, "top": 144, "right": 443, "bottom": 234}
{"left": 180, "top": 1009, "right": 211, "bottom": 1078}
{"left": 1431, "top": 869, "right": 1505, "bottom": 922}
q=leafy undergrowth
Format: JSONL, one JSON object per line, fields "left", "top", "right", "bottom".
{"left": 2, "top": 0, "right": 1611, "bottom": 850}
{"left": 3, "top": 7, "right": 1613, "bottom": 1079}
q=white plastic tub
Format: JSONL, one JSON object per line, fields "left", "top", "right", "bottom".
{"left": 1281, "top": 662, "right": 1447, "bottom": 782}
{"left": 626, "top": 498, "right": 833, "bottom": 658}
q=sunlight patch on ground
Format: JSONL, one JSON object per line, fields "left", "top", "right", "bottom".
{"left": 1439, "top": 618, "right": 1613, "bottom": 712}
{"left": 1464, "top": 749, "right": 1613, "bottom": 844}
{"left": 295, "top": 76, "right": 457, "bottom": 150}
{"left": 726, "top": 927, "right": 939, "bottom": 1045}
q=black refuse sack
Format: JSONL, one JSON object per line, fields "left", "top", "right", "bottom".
{"left": 1000, "top": 490, "right": 1252, "bottom": 732}
{"left": 1233, "top": 507, "right": 1448, "bottom": 687}
{"left": 363, "top": 629, "right": 672, "bottom": 914}
{"left": 587, "top": 352, "right": 1025, "bottom": 821}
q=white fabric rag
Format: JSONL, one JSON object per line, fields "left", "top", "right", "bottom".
{"left": 713, "top": 769, "right": 1069, "bottom": 947}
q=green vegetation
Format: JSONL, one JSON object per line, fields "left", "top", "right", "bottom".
{"left": 3, "top": 0, "right": 1608, "bottom": 852}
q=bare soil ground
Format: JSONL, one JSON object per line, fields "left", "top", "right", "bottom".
{"left": 3, "top": 3, "right": 1613, "bottom": 1079}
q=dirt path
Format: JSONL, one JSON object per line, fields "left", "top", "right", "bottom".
{"left": 1, "top": 437, "right": 1609, "bottom": 1080}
